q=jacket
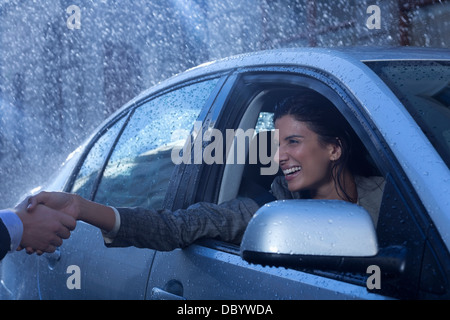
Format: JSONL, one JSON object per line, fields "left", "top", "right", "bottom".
{"left": 107, "top": 175, "right": 385, "bottom": 251}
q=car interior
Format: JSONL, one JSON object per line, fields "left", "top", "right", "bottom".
{"left": 220, "top": 88, "right": 296, "bottom": 204}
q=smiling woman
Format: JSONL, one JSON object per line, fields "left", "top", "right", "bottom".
{"left": 271, "top": 93, "right": 384, "bottom": 226}
{"left": 273, "top": 93, "right": 373, "bottom": 202}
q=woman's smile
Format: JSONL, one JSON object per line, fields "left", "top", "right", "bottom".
{"left": 283, "top": 166, "right": 302, "bottom": 181}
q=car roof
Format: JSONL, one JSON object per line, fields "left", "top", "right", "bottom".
{"left": 317, "top": 46, "right": 450, "bottom": 61}
{"left": 131, "top": 46, "right": 449, "bottom": 103}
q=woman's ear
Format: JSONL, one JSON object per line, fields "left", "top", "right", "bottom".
{"left": 328, "top": 138, "right": 342, "bottom": 161}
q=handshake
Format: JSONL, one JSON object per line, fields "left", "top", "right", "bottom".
{"left": 15, "top": 192, "right": 79, "bottom": 255}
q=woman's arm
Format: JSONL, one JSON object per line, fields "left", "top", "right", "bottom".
{"left": 28, "top": 191, "right": 260, "bottom": 251}
{"left": 27, "top": 191, "right": 116, "bottom": 233}
{"left": 110, "top": 197, "right": 260, "bottom": 251}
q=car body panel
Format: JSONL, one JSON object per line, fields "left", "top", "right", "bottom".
{"left": 146, "top": 244, "right": 390, "bottom": 300}
{"left": 37, "top": 221, "right": 155, "bottom": 300}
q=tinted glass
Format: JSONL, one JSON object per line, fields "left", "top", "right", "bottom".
{"left": 71, "top": 116, "right": 127, "bottom": 199}
{"left": 94, "top": 78, "right": 219, "bottom": 209}
{"left": 366, "top": 61, "right": 450, "bottom": 168}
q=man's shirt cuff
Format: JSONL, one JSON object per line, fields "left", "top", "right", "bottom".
{"left": 0, "top": 210, "right": 24, "bottom": 252}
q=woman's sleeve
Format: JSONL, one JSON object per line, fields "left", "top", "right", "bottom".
{"left": 106, "top": 197, "right": 260, "bottom": 251}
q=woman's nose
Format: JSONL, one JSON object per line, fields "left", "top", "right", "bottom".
{"left": 274, "top": 145, "right": 287, "bottom": 164}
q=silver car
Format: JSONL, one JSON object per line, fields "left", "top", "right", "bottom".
{"left": 1, "top": 47, "right": 449, "bottom": 300}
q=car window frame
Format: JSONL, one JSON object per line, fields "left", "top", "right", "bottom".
{"left": 64, "top": 109, "right": 133, "bottom": 196}
{"left": 166, "top": 72, "right": 237, "bottom": 211}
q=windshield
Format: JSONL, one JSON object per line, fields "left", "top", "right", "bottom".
{"left": 365, "top": 60, "right": 450, "bottom": 169}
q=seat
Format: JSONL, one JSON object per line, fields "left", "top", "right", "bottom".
{"left": 238, "top": 130, "right": 282, "bottom": 206}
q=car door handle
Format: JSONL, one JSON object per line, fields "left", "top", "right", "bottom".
{"left": 45, "top": 247, "right": 61, "bottom": 270}
{"left": 150, "top": 287, "right": 186, "bottom": 300}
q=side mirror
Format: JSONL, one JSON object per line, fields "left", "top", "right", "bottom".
{"left": 241, "top": 200, "right": 405, "bottom": 276}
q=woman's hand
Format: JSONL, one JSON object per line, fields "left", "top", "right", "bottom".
{"left": 26, "top": 190, "right": 116, "bottom": 236}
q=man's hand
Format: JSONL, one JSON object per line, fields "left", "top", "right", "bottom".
{"left": 25, "top": 190, "right": 116, "bottom": 237}
{"left": 26, "top": 191, "right": 80, "bottom": 220}
{"left": 15, "top": 204, "right": 76, "bottom": 254}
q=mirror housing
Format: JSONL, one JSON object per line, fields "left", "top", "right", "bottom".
{"left": 241, "top": 200, "right": 405, "bottom": 275}
{"left": 242, "top": 199, "right": 378, "bottom": 256}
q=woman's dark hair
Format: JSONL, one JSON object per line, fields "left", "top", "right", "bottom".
{"left": 273, "top": 92, "right": 373, "bottom": 202}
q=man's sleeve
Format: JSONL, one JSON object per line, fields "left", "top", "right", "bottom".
{"left": 0, "top": 218, "right": 12, "bottom": 261}
{"left": 0, "top": 210, "right": 24, "bottom": 260}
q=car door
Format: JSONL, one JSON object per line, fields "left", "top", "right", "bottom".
{"left": 145, "top": 68, "right": 449, "bottom": 300}
{"left": 37, "top": 75, "right": 223, "bottom": 299}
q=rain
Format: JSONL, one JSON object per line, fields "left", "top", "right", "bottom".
{"left": 0, "top": 0, "right": 450, "bottom": 207}
{"left": 0, "top": 0, "right": 448, "bottom": 208}
{"left": 1, "top": 0, "right": 450, "bottom": 303}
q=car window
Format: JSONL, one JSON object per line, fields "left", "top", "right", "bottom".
{"left": 365, "top": 61, "right": 450, "bottom": 169}
{"left": 93, "top": 78, "right": 220, "bottom": 210}
{"left": 71, "top": 116, "right": 127, "bottom": 199}
{"left": 255, "top": 112, "right": 274, "bottom": 132}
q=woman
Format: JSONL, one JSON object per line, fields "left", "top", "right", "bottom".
{"left": 270, "top": 94, "right": 384, "bottom": 225}
{"left": 25, "top": 93, "right": 384, "bottom": 252}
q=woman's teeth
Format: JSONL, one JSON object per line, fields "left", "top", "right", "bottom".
{"left": 283, "top": 166, "right": 302, "bottom": 175}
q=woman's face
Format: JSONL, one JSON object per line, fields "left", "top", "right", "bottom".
{"left": 274, "top": 115, "right": 341, "bottom": 196}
